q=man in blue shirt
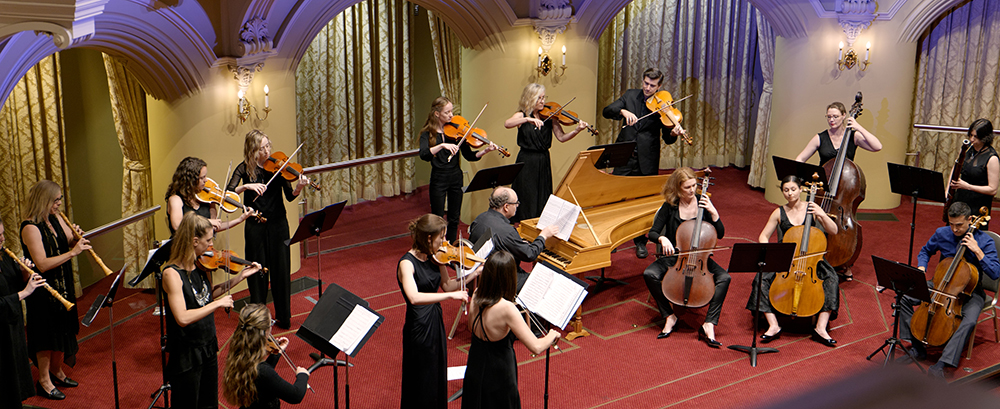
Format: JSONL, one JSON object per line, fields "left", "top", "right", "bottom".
{"left": 898, "top": 202, "right": 1000, "bottom": 379}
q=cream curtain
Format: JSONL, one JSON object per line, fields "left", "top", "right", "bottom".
{"left": 596, "top": 0, "right": 761, "bottom": 170}
{"left": 747, "top": 9, "right": 776, "bottom": 188}
{"left": 0, "top": 54, "right": 80, "bottom": 295}
{"left": 908, "top": 0, "right": 1000, "bottom": 204}
{"left": 103, "top": 54, "right": 155, "bottom": 288}
{"left": 427, "top": 10, "right": 462, "bottom": 115}
{"left": 296, "top": 0, "right": 415, "bottom": 207}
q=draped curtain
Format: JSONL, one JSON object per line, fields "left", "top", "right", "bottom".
{"left": 747, "top": 9, "right": 776, "bottom": 188}
{"left": 427, "top": 9, "right": 462, "bottom": 115}
{"left": 296, "top": 0, "right": 414, "bottom": 207}
{"left": 596, "top": 0, "right": 762, "bottom": 171}
{"left": 0, "top": 54, "right": 80, "bottom": 295}
{"left": 103, "top": 54, "right": 155, "bottom": 288}
{"left": 908, "top": 0, "right": 1000, "bottom": 204}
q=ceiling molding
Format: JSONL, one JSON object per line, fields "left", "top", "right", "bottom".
{"left": 574, "top": 0, "right": 630, "bottom": 40}
{"left": 747, "top": 0, "right": 810, "bottom": 38}
{"left": 897, "top": 0, "right": 966, "bottom": 43}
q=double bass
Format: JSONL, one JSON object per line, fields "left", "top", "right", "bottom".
{"left": 820, "top": 92, "right": 866, "bottom": 272}
{"left": 661, "top": 175, "right": 716, "bottom": 307}
{"left": 769, "top": 175, "right": 826, "bottom": 317}
{"left": 910, "top": 208, "right": 990, "bottom": 346}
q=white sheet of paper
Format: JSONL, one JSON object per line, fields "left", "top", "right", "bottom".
{"left": 517, "top": 263, "right": 588, "bottom": 329}
{"left": 536, "top": 195, "right": 581, "bottom": 241}
{"left": 458, "top": 239, "right": 493, "bottom": 279}
{"left": 328, "top": 304, "right": 379, "bottom": 355}
{"left": 447, "top": 365, "right": 467, "bottom": 381}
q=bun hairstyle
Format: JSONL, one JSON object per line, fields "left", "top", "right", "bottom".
{"left": 779, "top": 175, "right": 803, "bottom": 189}
{"left": 409, "top": 214, "right": 447, "bottom": 256}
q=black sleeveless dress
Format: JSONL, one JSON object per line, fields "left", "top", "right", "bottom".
{"left": 163, "top": 264, "right": 218, "bottom": 408}
{"left": 20, "top": 216, "right": 79, "bottom": 362}
{"left": 0, "top": 251, "right": 34, "bottom": 405}
{"left": 816, "top": 130, "right": 858, "bottom": 165}
{"left": 167, "top": 200, "right": 211, "bottom": 237}
{"left": 953, "top": 145, "right": 998, "bottom": 227}
{"left": 511, "top": 112, "right": 554, "bottom": 222}
{"left": 397, "top": 252, "right": 447, "bottom": 409}
{"left": 462, "top": 306, "right": 520, "bottom": 409}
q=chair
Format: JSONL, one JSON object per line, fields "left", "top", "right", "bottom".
{"left": 966, "top": 231, "right": 1000, "bottom": 359}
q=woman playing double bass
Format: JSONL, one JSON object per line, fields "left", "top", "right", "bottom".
{"left": 747, "top": 175, "right": 840, "bottom": 347}
{"left": 642, "top": 168, "right": 730, "bottom": 347}
{"left": 948, "top": 119, "right": 998, "bottom": 229}
{"left": 794, "top": 102, "right": 882, "bottom": 165}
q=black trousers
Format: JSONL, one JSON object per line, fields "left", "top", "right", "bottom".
{"left": 898, "top": 289, "right": 985, "bottom": 367}
{"left": 430, "top": 169, "right": 464, "bottom": 242}
{"left": 168, "top": 355, "right": 218, "bottom": 409}
{"left": 643, "top": 256, "right": 731, "bottom": 325}
{"left": 245, "top": 219, "right": 292, "bottom": 326}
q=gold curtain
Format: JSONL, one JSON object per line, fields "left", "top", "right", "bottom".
{"left": 909, "top": 0, "right": 1000, "bottom": 204}
{"left": 0, "top": 54, "right": 80, "bottom": 296}
{"left": 427, "top": 9, "right": 462, "bottom": 115}
{"left": 103, "top": 53, "right": 155, "bottom": 288}
{"left": 296, "top": 0, "right": 415, "bottom": 207}
{"left": 596, "top": 0, "right": 761, "bottom": 170}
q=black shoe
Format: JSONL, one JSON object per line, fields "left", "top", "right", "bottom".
{"left": 928, "top": 363, "right": 946, "bottom": 380}
{"left": 36, "top": 383, "right": 66, "bottom": 400}
{"left": 656, "top": 330, "right": 671, "bottom": 339}
{"left": 50, "top": 373, "right": 78, "bottom": 388}
{"left": 698, "top": 328, "right": 722, "bottom": 348}
{"left": 636, "top": 245, "right": 648, "bottom": 259}
{"left": 759, "top": 330, "right": 782, "bottom": 344}
{"left": 897, "top": 344, "right": 927, "bottom": 364}
{"left": 810, "top": 330, "right": 837, "bottom": 347}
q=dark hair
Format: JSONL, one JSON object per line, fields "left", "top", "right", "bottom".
{"left": 165, "top": 157, "right": 207, "bottom": 203}
{"left": 409, "top": 214, "right": 446, "bottom": 256}
{"left": 489, "top": 188, "right": 512, "bottom": 210}
{"left": 947, "top": 201, "right": 972, "bottom": 218}
{"left": 779, "top": 175, "right": 803, "bottom": 189}
{"left": 642, "top": 68, "right": 664, "bottom": 86}
{"left": 969, "top": 118, "right": 994, "bottom": 147}
{"left": 474, "top": 251, "right": 517, "bottom": 313}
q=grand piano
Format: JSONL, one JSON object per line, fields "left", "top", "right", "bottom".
{"left": 518, "top": 148, "right": 694, "bottom": 340}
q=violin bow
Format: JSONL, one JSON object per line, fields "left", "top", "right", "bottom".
{"left": 448, "top": 103, "right": 489, "bottom": 162}
{"left": 625, "top": 94, "right": 693, "bottom": 128}
{"left": 256, "top": 142, "right": 305, "bottom": 202}
{"left": 267, "top": 332, "right": 315, "bottom": 394}
{"left": 541, "top": 97, "right": 576, "bottom": 125}
{"left": 222, "top": 160, "right": 234, "bottom": 315}
{"left": 514, "top": 295, "right": 560, "bottom": 351}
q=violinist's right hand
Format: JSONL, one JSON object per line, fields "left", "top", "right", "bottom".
{"left": 621, "top": 109, "right": 638, "bottom": 126}
{"left": 437, "top": 143, "right": 460, "bottom": 157}
{"left": 659, "top": 237, "right": 676, "bottom": 256}
{"left": 526, "top": 117, "right": 544, "bottom": 129}
{"left": 295, "top": 366, "right": 309, "bottom": 375}
{"left": 244, "top": 183, "right": 267, "bottom": 196}
{"left": 215, "top": 295, "right": 235, "bottom": 309}
{"left": 450, "top": 290, "right": 469, "bottom": 303}
{"left": 71, "top": 238, "right": 92, "bottom": 256}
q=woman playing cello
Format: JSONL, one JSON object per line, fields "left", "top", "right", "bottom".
{"left": 642, "top": 168, "right": 730, "bottom": 347}
{"left": 747, "top": 175, "right": 840, "bottom": 347}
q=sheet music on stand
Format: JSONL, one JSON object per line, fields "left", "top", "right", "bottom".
{"left": 329, "top": 304, "right": 381, "bottom": 356}
{"left": 297, "top": 283, "right": 384, "bottom": 358}
{"left": 516, "top": 261, "right": 589, "bottom": 329}
{"left": 537, "top": 195, "right": 581, "bottom": 241}
{"left": 458, "top": 233, "right": 494, "bottom": 279}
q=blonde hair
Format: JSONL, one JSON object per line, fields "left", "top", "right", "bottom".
{"left": 409, "top": 214, "right": 447, "bottom": 256}
{"left": 661, "top": 167, "right": 698, "bottom": 206}
{"left": 167, "top": 211, "right": 213, "bottom": 267}
{"left": 420, "top": 97, "right": 452, "bottom": 145}
{"left": 23, "top": 180, "right": 62, "bottom": 223}
{"left": 517, "top": 83, "right": 545, "bottom": 116}
{"left": 223, "top": 304, "right": 271, "bottom": 407}
{"left": 243, "top": 130, "right": 268, "bottom": 181}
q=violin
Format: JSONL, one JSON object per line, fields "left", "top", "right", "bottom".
{"left": 661, "top": 173, "right": 717, "bottom": 308}
{"left": 197, "top": 246, "right": 268, "bottom": 275}
{"left": 195, "top": 177, "right": 265, "bottom": 223}
{"left": 266, "top": 334, "right": 314, "bottom": 393}
{"left": 432, "top": 239, "right": 484, "bottom": 270}
{"left": 943, "top": 139, "right": 972, "bottom": 222}
{"left": 538, "top": 101, "right": 599, "bottom": 136}
{"left": 443, "top": 115, "right": 510, "bottom": 157}
{"left": 644, "top": 91, "right": 693, "bottom": 145}
{"left": 769, "top": 175, "right": 827, "bottom": 317}
{"left": 820, "top": 92, "right": 865, "bottom": 272}
{"left": 264, "top": 151, "right": 321, "bottom": 190}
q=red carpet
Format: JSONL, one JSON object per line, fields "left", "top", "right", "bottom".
{"left": 21, "top": 166, "right": 1000, "bottom": 409}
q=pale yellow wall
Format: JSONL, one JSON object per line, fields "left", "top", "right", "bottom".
{"left": 765, "top": 9, "right": 917, "bottom": 210}
{"left": 461, "top": 25, "right": 599, "bottom": 220}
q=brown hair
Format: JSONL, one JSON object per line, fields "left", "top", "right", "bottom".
{"left": 409, "top": 214, "right": 446, "bottom": 256}
{"left": 222, "top": 304, "right": 272, "bottom": 407}
{"left": 165, "top": 157, "right": 207, "bottom": 204}
{"left": 23, "top": 180, "right": 62, "bottom": 223}
{"left": 243, "top": 130, "right": 268, "bottom": 181}
{"left": 642, "top": 68, "right": 664, "bottom": 86}
{"left": 420, "top": 97, "right": 452, "bottom": 146}
{"left": 661, "top": 167, "right": 698, "bottom": 206}
{"left": 167, "top": 211, "right": 213, "bottom": 267}
{"left": 473, "top": 251, "right": 517, "bottom": 315}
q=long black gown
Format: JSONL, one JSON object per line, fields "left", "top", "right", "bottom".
{"left": 462, "top": 307, "right": 519, "bottom": 409}
{"left": 510, "top": 113, "right": 554, "bottom": 223}
{"left": 397, "top": 252, "right": 447, "bottom": 409}
{"left": 953, "top": 145, "right": 998, "bottom": 229}
{"left": 20, "top": 216, "right": 79, "bottom": 365}
{"left": 0, "top": 251, "right": 33, "bottom": 406}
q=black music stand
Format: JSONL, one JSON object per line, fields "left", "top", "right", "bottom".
{"left": 772, "top": 156, "right": 828, "bottom": 185}
{"left": 287, "top": 201, "right": 347, "bottom": 301}
{"left": 867, "top": 256, "right": 932, "bottom": 370}
{"left": 297, "top": 282, "right": 383, "bottom": 409}
{"left": 887, "top": 163, "right": 946, "bottom": 266}
{"left": 463, "top": 163, "right": 524, "bottom": 193}
{"left": 130, "top": 241, "right": 173, "bottom": 409}
{"left": 588, "top": 141, "right": 637, "bottom": 170}
{"left": 82, "top": 264, "right": 128, "bottom": 409}
{"left": 727, "top": 242, "right": 796, "bottom": 367}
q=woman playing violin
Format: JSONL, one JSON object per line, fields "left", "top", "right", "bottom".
{"left": 227, "top": 130, "right": 309, "bottom": 330}
{"left": 949, "top": 119, "right": 998, "bottom": 229}
{"left": 419, "top": 97, "right": 498, "bottom": 242}
{"left": 794, "top": 101, "right": 882, "bottom": 165}
{"left": 504, "top": 83, "right": 589, "bottom": 222}
{"left": 166, "top": 156, "right": 252, "bottom": 236}
{"left": 748, "top": 175, "right": 840, "bottom": 347}
{"left": 223, "top": 303, "right": 309, "bottom": 409}
{"left": 397, "top": 214, "right": 479, "bottom": 409}
{"left": 642, "top": 168, "right": 730, "bottom": 347}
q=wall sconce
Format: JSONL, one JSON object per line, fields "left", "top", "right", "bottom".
{"left": 536, "top": 45, "right": 567, "bottom": 77}
{"left": 238, "top": 85, "right": 270, "bottom": 123}
{"left": 837, "top": 41, "right": 871, "bottom": 71}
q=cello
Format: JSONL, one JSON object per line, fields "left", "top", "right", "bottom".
{"left": 820, "top": 92, "right": 866, "bottom": 272}
{"left": 769, "top": 175, "right": 827, "bottom": 317}
{"left": 661, "top": 175, "right": 716, "bottom": 308}
{"left": 910, "top": 207, "right": 990, "bottom": 346}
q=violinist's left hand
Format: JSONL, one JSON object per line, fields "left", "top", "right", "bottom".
{"left": 275, "top": 336, "right": 290, "bottom": 351}
{"left": 671, "top": 127, "right": 687, "bottom": 137}
{"left": 962, "top": 231, "right": 984, "bottom": 259}
{"left": 484, "top": 143, "right": 498, "bottom": 153}
{"left": 295, "top": 174, "right": 309, "bottom": 189}
{"left": 242, "top": 262, "right": 263, "bottom": 279}
{"left": 576, "top": 120, "right": 589, "bottom": 132}
{"left": 699, "top": 195, "right": 719, "bottom": 220}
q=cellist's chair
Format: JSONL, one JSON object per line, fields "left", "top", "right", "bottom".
{"left": 966, "top": 231, "right": 1000, "bottom": 359}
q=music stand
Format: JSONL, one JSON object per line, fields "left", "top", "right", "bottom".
{"left": 463, "top": 163, "right": 524, "bottom": 193}
{"left": 287, "top": 201, "right": 347, "bottom": 301}
{"left": 588, "top": 141, "right": 637, "bottom": 170}
{"left": 867, "top": 256, "right": 932, "bottom": 370}
{"left": 727, "top": 242, "right": 796, "bottom": 367}
{"left": 297, "top": 282, "right": 383, "bottom": 409}
{"left": 772, "top": 156, "right": 829, "bottom": 186}
{"left": 130, "top": 241, "right": 173, "bottom": 409}
{"left": 887, "top": 163, "right": 946, "bottom": 265}
{"left": 82, "top": 264, "right": 128, "bottom": 409}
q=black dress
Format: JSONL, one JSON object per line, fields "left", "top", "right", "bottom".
{"left": 419, "top": 130, "right": 480, "bottom": 242}
{"left": 953, "top": 145, "right": 998, "bottom": 228}
{"left": 228, "top": 162, "right": 297, "bottom": 327}
{"left": 20, "top": 216, "right": 79, "bottom": 364}
{"left": 745, "top": 207, "right": 839, "bottom": 317}
{"left": 511, "top": 112, "right": 554, "bottom": 222}
{"left": 0, "top": 251, "right": 33, "bottom": 406}
{"left": 242, "top": 354, "right": 309, "bottom": 409}
{"left": 164, "top": 264, "right": 218, "bottom": 409}
{"left": 167, "top": 200, "right": 211, "bottom": 237}
{"left": 816, "top": 129, "right": 858, "bottom": 165}
{"left": 462, "top": 307, "right": 519, "bottom": 409}
{"left": 397, "top": 252, "right": 447, "bottom": 409}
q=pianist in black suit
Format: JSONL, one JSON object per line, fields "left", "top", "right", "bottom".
{"left": 469, "top": 187, "right": 558, "bottom": 292}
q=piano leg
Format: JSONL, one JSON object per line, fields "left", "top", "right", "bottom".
{"left": 585, "top": 268, "right": 629, "bottom": 294}
{"left": 565, "top": 306, "right": 591, "bottom": 341}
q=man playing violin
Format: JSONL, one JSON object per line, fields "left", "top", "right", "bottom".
{"left": 602, "top": 68, "right": 687, "bottom": 259}
{"left": 897, "top": 202, "right": 1000, "bottom": 379}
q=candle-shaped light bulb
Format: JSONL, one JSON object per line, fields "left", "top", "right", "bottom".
{"left": 865, "top": 42, "right": 871, "bottom": 61}
{"left": 263, "top": 85, "right": 269, "bottom": 108}
{"left": 838, "top": 42, "right": 844, "bottom": 60}
{"left": 238, "top": 90, "right": 244, "bottom": 112}
{"left": 538, "top": 47, "right": 542, "bottom": 68}
{"left": 562, "top": 45, "right": 566, "bottom": 66}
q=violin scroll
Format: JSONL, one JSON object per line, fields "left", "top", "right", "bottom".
{"left": 264, "top": 152, "right": 322, "bottom": 191}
